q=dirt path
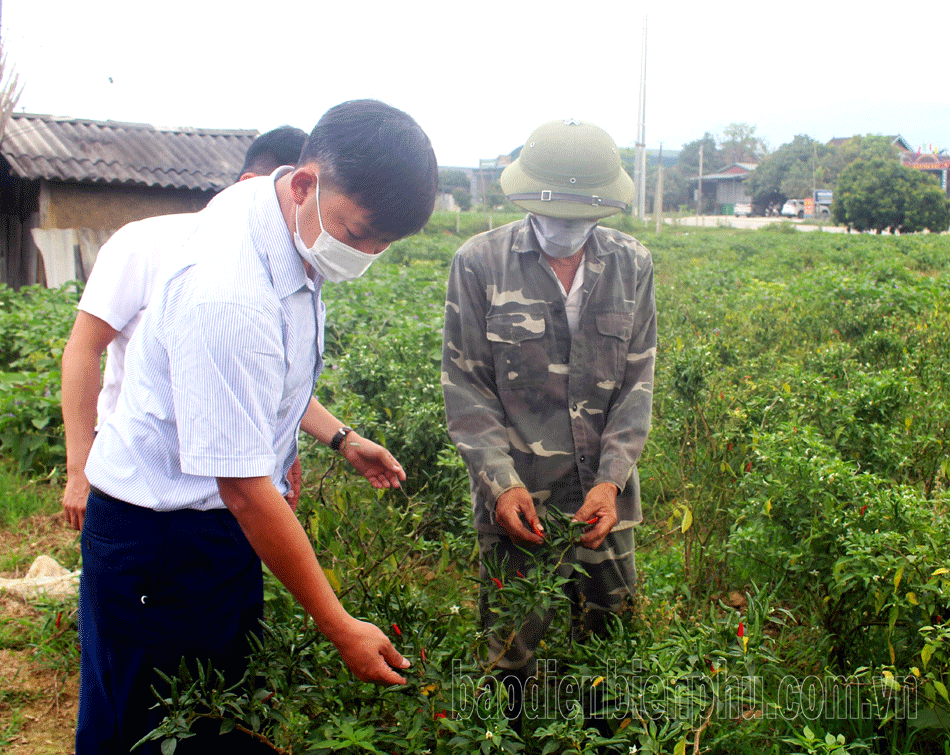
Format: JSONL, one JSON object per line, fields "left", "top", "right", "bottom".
{"left": 669, "top": 214, "right": 849, "bottom": 232}
{"left": 0, "top": 514, "right": 80, "bottom": 754}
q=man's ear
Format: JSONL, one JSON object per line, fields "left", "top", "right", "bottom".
{"left": 289, "top": 167, "right": 319, "bottom": 206}
{"left": 238, "top": 171, "right": 257, "bottom": 182}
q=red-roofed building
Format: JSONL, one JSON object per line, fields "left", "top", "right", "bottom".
{"left": 900, "top": 149, "right": 950, "bottom": 195}
{"left": 693, "top": 162, "right": 758, "bottom": 215}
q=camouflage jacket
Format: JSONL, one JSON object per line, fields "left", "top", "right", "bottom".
{"left": 441, "top": 217, "right": 656, "bottom": 534}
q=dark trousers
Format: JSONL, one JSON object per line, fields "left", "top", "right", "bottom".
{"left": 76, "top": 489, "right": 268, "bottom": 754}
{"left": 477, "top": 528, "right": 636, "bottom": 674}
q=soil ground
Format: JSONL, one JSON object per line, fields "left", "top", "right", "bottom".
{"left": 0, "top": 512, "right": 80, "bottom": 755}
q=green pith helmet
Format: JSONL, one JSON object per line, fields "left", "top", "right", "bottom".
{"left": 501, "top": 118, "right": 634, "bottom": 220}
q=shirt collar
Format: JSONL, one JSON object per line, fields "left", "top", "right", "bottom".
{"left": 251, "top": 166, "right": 314, "bottom": 298}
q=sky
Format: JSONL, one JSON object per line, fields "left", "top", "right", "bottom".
{"left": 3, "top": 0, "right": 949, "bottom": 167}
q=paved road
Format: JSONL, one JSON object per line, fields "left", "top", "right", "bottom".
{"left": 668, "top": 215, "right": 848, "bottom": 233}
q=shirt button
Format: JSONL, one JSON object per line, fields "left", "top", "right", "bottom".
{"left": 572, "top": 402, "right": 578, "bottom": 411}
{"left": 579, "top": 455, "right": 586, "bottom": 463}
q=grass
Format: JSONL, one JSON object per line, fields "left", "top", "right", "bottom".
{"left": 0, "top": 463, "right": 62, "bottom": 528}
{"left": 0, "top": 465, "right": 79, "bottom": 754}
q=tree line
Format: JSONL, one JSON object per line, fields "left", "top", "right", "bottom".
{"left": 436, "top": 123, "right": 950, "bottom": 233}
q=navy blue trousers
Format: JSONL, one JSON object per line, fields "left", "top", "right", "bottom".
{"left": 76, "top": 489, "right": 270, "bottom": 754}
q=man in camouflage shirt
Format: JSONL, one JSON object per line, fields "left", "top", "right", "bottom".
{"left": 441, "top": 119, "right": 656, "bottom": 727}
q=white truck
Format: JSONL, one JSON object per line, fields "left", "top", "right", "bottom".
{"left": 781, "top": 199, "right": 806, "bottom": 218}
{"left": 781, "top": 191, "right": 832, "bottom": 219}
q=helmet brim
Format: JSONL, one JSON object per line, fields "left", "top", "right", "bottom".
{"left": 501, "top": 158, "right": 634, "bottom": 220}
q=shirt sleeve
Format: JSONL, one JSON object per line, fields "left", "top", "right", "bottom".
{"left": 596, "top": 248, "right": 657, "bottom": 491}
{"left": 166, "top": 299, "right": 284, "bottom": 479}
{"left": 441, "top": 250, "right": 524, "bottom": 507}
{"left": 78, "top": 223, "right": 156, "bottom": 332}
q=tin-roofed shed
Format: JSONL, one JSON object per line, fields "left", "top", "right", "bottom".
{"left": 0, "top": 113, "right": 258, "bottom": 288}
{"left": 692, "top": 162, "right": 758, "bottom": 216}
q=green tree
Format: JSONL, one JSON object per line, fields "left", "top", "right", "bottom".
{"left": 678, "top": 132, "right": 722, "bottom": 177}
{"left": 822, "top": 135, "right": 900, "bottom": 187}
{"left": 451, "top": 186, "right": 472, "bottom": 211}
{"left": 439, "top": 170, "right": 473, "bottom": 212}
{"left": 621, "top": 147, "right": 688, "bottom": 214}
{"left": 485, "top": 179, "right": 508, "bottom": 210}
{"left": 746, "top": 134, "right": 831, "bottom": 204}
{"left": 438, "top": 169, "right": 471, "bottom": 193}
{"left": 832, "top": 158, "right": 950, "bottom": 233}
{"left": 662, "top": 134, "right": 721, "bottom": 211}
{"left": 719, "top": 122, "right": 766, "bottom": 164}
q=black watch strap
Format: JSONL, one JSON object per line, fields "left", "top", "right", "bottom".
{"left": 330, "top": 426, "right": 353, "bottom": 452}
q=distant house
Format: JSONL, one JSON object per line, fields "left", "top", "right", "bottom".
{"left": 827, "top": 135, "right": 913, "bottom": 152}
{"left": 829, "top": 134, "right": 949, "bottom": 195}
{"left": 693, "top": 162, "right": 758, "bottom": 215}
{"left": 900, "top": 149, "right": 950, "bottom": 195}
{"left": 0, "top": 113, "right": 258, "bottom": 289}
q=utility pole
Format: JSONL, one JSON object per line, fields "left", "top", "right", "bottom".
{"left": 634, "top": 15, "right": 647, "bottom": 221}
{"left": 654, "top": 143, "right": 663, "bottom": 233}
{"left": 697, "top": 144, "right": 704, "bottom": 218}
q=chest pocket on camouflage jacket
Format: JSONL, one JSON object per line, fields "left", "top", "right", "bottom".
{"left": 486, "top": 309, "right": 549, "bottom": 389}
{"left": 591, "top": 311, "right": 635, "bottom": 384}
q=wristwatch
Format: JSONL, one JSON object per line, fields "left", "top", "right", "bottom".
{"left": 329, "top": 426, "right": 353, "bottom": 452}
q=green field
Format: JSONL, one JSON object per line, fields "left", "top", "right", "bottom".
{"left": 1, "top": 217, "right": 948, "bottom": 754}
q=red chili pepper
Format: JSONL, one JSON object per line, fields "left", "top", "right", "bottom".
{"left": 56, "top": 611, "right": 62, "bottom": 629}
{"left": 516, "top": 570, "right": 525, "bottom": 578}
{"left": 435, "top": 710, "right": 447, "bottom": 719}
{"left": 421, "top": 647, "right": 427, "bottom": 663}
{"left": 587, "top": 517, "right": 599, "bottom": 525}
{"left": 860, "top": 504, "right": 868, "bottom": 517}
{"left": 738, "top": 622, "right": 745, "bottom": 638}
{"left": 263, "top": 691, "right": 275, "bottom": 702}
{"left": 492, "top": 577, "right": 503, "bottom": 589}
{"left": 392, "top": 622, "right": 402, "bottom": 636}
{"left": 746, "top": 461, "right": 753, "bottom": 473}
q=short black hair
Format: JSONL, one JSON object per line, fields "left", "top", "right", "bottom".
{"left": 239, "top": 125, "right": 307, "bottom": 178}
{"left": 298, "top": 99, "right": 438, "bottom": 239}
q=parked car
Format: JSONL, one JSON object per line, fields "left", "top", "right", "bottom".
{"left": 814, "top": 189, "right": 833, "bottom": 217}
{"left": 781, "top": 199, "right": 805, "bottom": 219}
{"left": 734, "top": 201, "right": 753, "bottom": 217}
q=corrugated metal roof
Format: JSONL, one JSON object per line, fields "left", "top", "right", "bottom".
{"left": 694, "top": 163, "right": 758, "bottom": 181}
{"left": 1, "top": 113, "right": 259, "bottom": 191}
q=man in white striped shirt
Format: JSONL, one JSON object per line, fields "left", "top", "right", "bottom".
{"left": 76, "top": 100, "right": 439, "bottom": 754}
{"left": 61, "top": 126, "right": 309, "bottom": 532}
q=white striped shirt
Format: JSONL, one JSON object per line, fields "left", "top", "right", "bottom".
{"left": 85, "top": 168, "right": 325, "bottom": 511}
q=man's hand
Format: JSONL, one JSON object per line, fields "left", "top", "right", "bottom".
{"left": 285, "top": 455, "right": 302, "bottom": 511}
{"left": 218, "top": 475, "right": 410, "bottom": 687}
{"left": 341, "top": 433, "right": 406, "bottom": 489}
{"left": 495, "top": 487, "right": 545, "bottom": 546}
{"left": 332, "top": 617, "right": 411, "bottom": 686}
{"left": 572, "top": 482, "right": 619, "bottom": 550}
{"left": 61, "top": 311, "right": 119, "bottom": 532}
{"left": 62, "top": 471, "right": 89, "bottom": 531}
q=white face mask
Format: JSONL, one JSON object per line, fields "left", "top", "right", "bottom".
{"left": 293, "top": 177, "right": 385, "bottom": 283}
{"left": 528, "top": 214, "right": 598, "bottom": 259}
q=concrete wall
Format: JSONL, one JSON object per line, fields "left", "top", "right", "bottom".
{"left": 41, "top": 181, "right": 214, "bottom": 230}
